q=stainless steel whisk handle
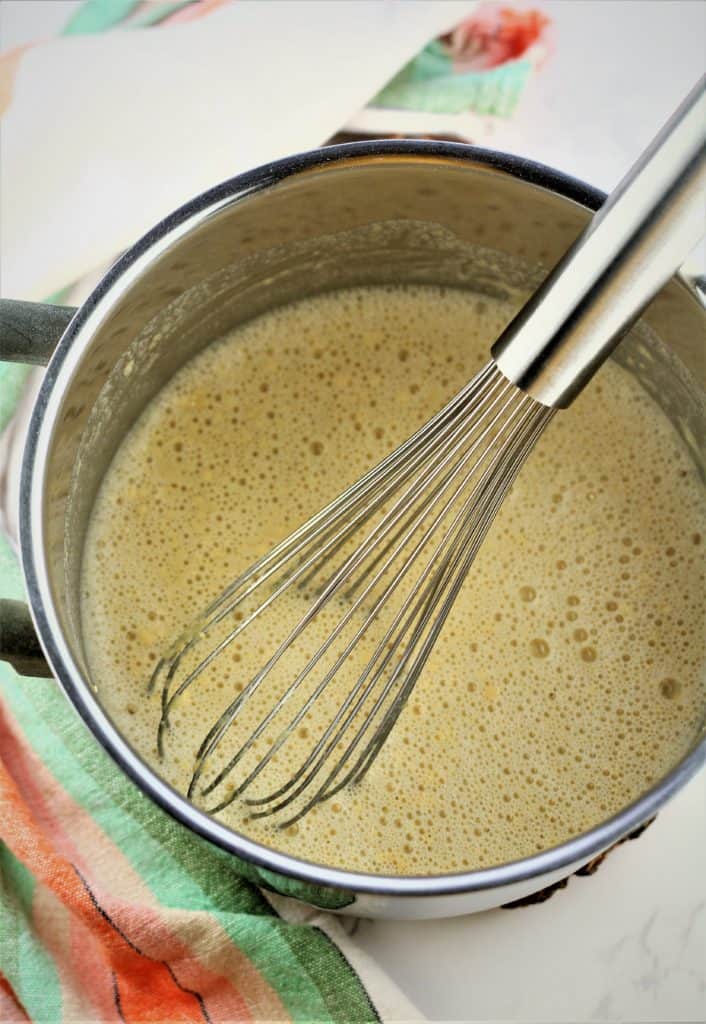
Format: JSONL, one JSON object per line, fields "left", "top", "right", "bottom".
{"left": 492, "top": 75, "right": 706, "bottom": 409}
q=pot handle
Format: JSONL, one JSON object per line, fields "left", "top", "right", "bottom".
{"left": 690, "top": 273, "right": 706, "bottom": 305}
{"left": 0, "top": 298, "right": 78, "bottom": 365}
{"left": 0, "top": 601, "right": 53, "bottom": 677}
{"left": 0, "top": 298, "right": 77, "bottom": 678}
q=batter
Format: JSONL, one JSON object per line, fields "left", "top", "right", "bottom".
{"left": 81, "top": 285, "right": 706, "bottom": 874}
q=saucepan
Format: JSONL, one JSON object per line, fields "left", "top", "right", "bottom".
{"left": 1, "top": 142, "right": 704, "bottom": 918}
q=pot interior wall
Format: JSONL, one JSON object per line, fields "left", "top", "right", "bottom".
{"left": 41, "top": 154, "right": 705, "bottom": 757}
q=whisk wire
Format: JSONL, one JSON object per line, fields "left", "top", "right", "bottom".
{"left": 247, "top": 397, "right": 553, "bottom": 824}
{"left": 151, "top": 362, "right": 553, "bottom": 823}
{"left": 153, "top": 363, "right": 502, "bottom": 745}
{"left": 316, "top": 400, "right": 554, "bottom": 811}
{"left": 220, "top": 390, "right": 539, "bottom": 810}
{"left": 189, "top": 372, "right": 519, "bottom": 797}
{"left": 174, "top": 369, "right": 509, "bottom": 767}
{"left": 156, "top": 362, "right": 495, "bottom": 665}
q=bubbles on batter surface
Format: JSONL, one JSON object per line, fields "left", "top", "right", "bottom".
{"left": 81, "top": 284, "right": 706, "bottom": 876}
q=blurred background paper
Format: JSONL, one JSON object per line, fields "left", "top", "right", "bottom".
{"left": 0, "top": 0, "right": 477, "bottom": 300}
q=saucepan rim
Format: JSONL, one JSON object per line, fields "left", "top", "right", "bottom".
{"left": 20, "top": 139, "right": 706, "bottom": 898}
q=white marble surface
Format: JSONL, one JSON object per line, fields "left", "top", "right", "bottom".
{"left": 354, "top": 773, "right": 706, "bottom": 1021}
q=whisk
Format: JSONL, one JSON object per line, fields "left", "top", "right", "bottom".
{"left": 150, "top": 78, "right": 706, "bottom": 827}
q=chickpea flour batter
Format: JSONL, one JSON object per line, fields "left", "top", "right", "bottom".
{"left": 81, "top": 286, "right": 706, "bottom": 874}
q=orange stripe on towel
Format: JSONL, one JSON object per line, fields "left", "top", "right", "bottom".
{"left": 0, "top": 973, "right": 30, "bottom": 1022}
{"left": 161, "top": 0, "right": 233, "bottom": 26}
{"left": 0, "top": 702, "right": 287, "bottom": 1019}
{"left": 0, "top": 711, "right": 255, "bottom": 1022}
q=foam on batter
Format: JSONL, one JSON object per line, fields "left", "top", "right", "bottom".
{"left": 81, "top": 285, "right": 706, "bottom": 875}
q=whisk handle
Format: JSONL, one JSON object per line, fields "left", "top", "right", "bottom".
{"left": 492, "top": 75, "right": 706, "bottom": 408}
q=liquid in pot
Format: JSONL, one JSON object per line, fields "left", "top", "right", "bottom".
{"left": 81, "top": 285, "right": 706, "bottom": 874}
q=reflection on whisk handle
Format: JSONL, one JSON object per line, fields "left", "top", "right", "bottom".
{"left": 492, "top": 76, "right": 706, "bottom": 408}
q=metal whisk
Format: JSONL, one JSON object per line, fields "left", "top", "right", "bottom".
{"left": 150, "top": 78, "right": 705, "bottom": 826}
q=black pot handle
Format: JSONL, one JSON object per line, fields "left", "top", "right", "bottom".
{"left": 0, "top": 601, "right": 53, "bottom": 677}
{"left": 0, "top": 298, "right": 78, "bottom": 365}
{"left": 0, "top": 298, "right": 78, "bottom": 678}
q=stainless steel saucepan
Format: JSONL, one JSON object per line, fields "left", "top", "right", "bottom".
{"left": 1, "top": 142, "right": 704, "bottom": 918}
